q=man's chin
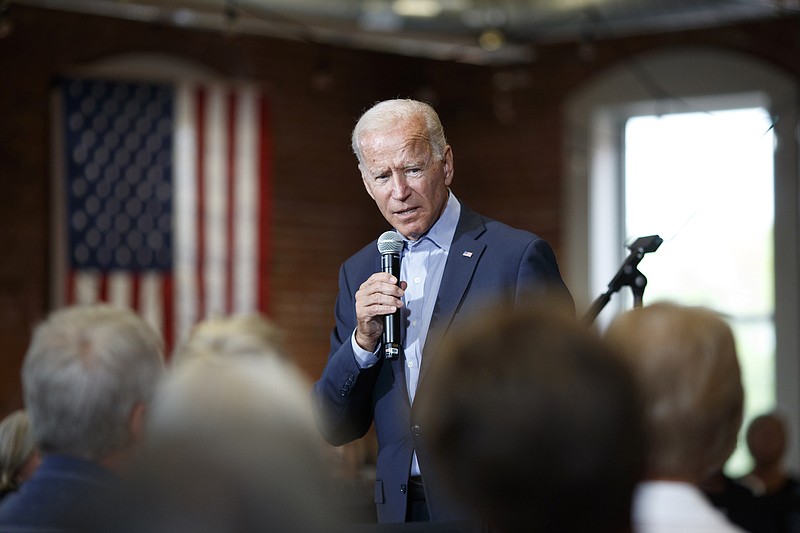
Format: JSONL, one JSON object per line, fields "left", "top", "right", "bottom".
{"left": 397, "top": 229, "right": 423, "bottom": 242}
{"left": 389, "top": 217, "right": 428, "bottom": 241}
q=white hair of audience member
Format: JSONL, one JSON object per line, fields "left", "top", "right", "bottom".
{"left": 22, "top": 304, "right": 164, "bottom": 460}
{"left": 171, "top": 313, "right": 287, "bottom": 365}
{"left": 123, "top": 354, "right": 344, "bottom": 532}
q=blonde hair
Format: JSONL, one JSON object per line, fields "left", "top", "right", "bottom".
{"left": 172, "top": 313, "right": 287, "bottom": 365}
{"left": 0, "top": 410, "right": 36, "bottom": 492}
{"left": 604, "top": 302, "right": 743, "bottom": 481}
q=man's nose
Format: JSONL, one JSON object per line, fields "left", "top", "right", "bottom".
{"left": 390, "top": 173, "right": 411, "bottom": 199}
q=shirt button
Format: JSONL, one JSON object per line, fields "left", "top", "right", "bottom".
{"left": 414, "top": 277, "right": 421, "bottom": 284}
{"left": 407, "top": 360, "right": 415, "bottom": 368}
{"left": 411, "top": 320, "right": 418, "bottom": 327}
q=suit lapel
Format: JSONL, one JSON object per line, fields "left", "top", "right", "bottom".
{"left": 418, "top": 206, "right": 486, "bottom": 384}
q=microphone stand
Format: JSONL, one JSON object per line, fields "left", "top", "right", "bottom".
{"left": 583, "top": 235, "right": 663, "bottom": 326}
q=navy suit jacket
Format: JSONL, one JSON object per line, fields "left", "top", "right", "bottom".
{"left": 0, "top": 454, "right": 119, "bottom": 531}
{"left": 312, "top": 204, "right": 573, "bottom": 524}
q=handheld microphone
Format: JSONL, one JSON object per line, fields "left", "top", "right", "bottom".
{"left": 377, "top": 231, "right": 403, "bottom": 360}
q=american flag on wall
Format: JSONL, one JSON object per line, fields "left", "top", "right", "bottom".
{"left": 51, "top": 77, "right": 272, "bottom": 353}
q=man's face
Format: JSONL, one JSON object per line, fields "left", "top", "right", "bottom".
{"left": 358, "top": 118, "right": 453, "bottom": 241}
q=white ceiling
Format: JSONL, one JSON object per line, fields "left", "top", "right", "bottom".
{"left": 11, "top": 0, "right": 798, "bottom": 64}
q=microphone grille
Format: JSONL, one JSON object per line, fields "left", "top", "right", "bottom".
{"left": 377, "top": 231, "right": 404, "bottom": 254}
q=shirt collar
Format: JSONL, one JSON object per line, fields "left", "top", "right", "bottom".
{"left": 404, "top": 190, "right": 460, "bottom": 253}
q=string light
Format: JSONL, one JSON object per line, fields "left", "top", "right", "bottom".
{"left": 478, "top": 28, "right": 505, "bottom": 51}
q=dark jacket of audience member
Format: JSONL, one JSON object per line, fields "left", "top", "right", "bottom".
{"left": 726, "top": 412, "right": 800, "bottom": 533}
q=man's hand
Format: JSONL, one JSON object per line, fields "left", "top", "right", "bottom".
{"left": 354, "top": 272, "right": 406, "bottom": 352}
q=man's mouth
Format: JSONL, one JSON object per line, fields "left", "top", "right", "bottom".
{"left": 395, "top": 207, "right": 418, "bottom": 217}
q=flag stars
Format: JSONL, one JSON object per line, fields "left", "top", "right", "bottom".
{"left": 71, "top": 211, "right": 88, "bottom": 231}
{"left": 68, "top": 112, "right": 84, "bottom": 132}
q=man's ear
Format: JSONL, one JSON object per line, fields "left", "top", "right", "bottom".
{"left": 128, "top": 402, "right": 147, "bottom": 444}
{"left": 442, "top": 145, "right": 454, "bottom": 186}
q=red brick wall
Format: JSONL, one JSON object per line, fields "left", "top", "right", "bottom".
{"left": 0, "top": 4, "right": 798, "bottom": 414}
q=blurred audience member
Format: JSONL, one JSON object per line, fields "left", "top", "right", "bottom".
{"left": 172, "top": 312, "right": 287, "bottom": 364}
{"left": 170, "top": 312, "right": 367, "bottom": 529}
{"left": 328, "top": 438, "right": 378, "bottom": 523}
{"left": 741, "top": 412, "right": 797, "bottom": 497}
{"left": 701, "top": 467, "right": 760, "bottom": 530}
{"left": 99, "top": 351, "right": 347, "bottom": 532}
{"left": 416, "top": 305, "right": 645, "bottom": 533}
{"left": 0, "top": 305, "right": 164, "bottom": 531}
{"left": 0, "top": 410, "right": 40, "bottom": 500}
{"left": 605, "top": 302, "right": 746, "bottom": 533}
{"left": 736, "top": 411, "right": 800, "bottom": 533}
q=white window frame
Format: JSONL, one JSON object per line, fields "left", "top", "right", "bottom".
{"left": 563, "top": 46, "right": 800, "bottom": 470}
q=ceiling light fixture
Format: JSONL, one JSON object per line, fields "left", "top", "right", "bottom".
{"left": 478, "top": 28, "right": 505, "bottom": 51}
{"left": 391, "top": 0, "right": 443, "bottom": 18}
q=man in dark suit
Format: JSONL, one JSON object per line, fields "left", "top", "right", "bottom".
{"left": 312, "top": 99, "right": 573, "bottom": 525}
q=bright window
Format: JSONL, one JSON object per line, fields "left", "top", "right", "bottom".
{"left": 624, "top": 108, "right": 775, "bottom": 474}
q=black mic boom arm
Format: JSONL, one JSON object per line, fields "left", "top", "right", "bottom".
{"left": 583, "top": 235, "right": 663, "bottom": 326}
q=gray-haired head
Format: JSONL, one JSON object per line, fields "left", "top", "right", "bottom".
{"left": 351, "top": 99, "right": 448, "bottom": 167}
{"left": 22, "top": 304, "right": 165, "bottom": 461}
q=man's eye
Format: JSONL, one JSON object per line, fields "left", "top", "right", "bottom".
{"left": 406, "top": 167, "right": 422, "bottom": 175}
